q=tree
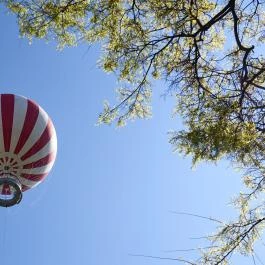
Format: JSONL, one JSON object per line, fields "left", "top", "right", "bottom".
{"left": 3, "top": 0, "right": 265, "bottom": 263}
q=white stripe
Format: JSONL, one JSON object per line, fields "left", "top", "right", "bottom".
{"left": 21, "top": 160, "right": 55, "bottom": 174}
{"left": 21, "top": 126, "right": 57, "bottom": 165}
{"left": 9, "top": 95, "right": 28, "bottom": 152}
{"left": 18, "top": 106, "right": 48, "bottom": 158}
{"left": 0, "top": 96, "right": 5, "bottom": 154}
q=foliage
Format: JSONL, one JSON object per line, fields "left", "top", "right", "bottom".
{"left": 3, "top": 0, "right": 265, "bottom": 263}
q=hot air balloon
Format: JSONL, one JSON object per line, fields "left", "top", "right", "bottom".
{"left": 0, "top": 94, "right": 57, "bottom": 207}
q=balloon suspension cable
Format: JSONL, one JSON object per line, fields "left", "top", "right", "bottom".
{"left": 0, "top": 175, "right": 22, "bottom": 207}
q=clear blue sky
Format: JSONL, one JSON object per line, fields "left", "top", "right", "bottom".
{"left": 0, "top": 7, "right": 264, "bottom": 265}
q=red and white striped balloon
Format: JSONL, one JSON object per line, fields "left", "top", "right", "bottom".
{"left": 0, "top": 94, "right": 57, "bottom": 193}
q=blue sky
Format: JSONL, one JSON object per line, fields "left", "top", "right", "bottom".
{"left": 0, "top": 7, "right": 264, "bottom": 265}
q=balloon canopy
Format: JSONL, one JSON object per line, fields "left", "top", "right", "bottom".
{"left": 0, "top": 94, "right": 57, "bottom": 207}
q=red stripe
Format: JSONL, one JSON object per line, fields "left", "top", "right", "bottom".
{"left": 21, "top": 173, "right": 47, "bottom": 182}
{"left": 21, "top": 120, "right": 53, "bottom": 161}
{"left": 14, "top": 99, "right": 39, "bottom": 154}
{"left": 1, "top": 94, "right": 15, "bottom": 152}
{"left": 22, "top": 185, "right": 30, "bottom": 192}
{"left": 23, "top": 153, "right": 55, "bottom": 169}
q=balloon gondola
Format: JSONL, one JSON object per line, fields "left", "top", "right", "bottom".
{"left": 0, "top": 94, "right": 57, "bottom": 207}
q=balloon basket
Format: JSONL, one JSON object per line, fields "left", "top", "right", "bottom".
{"left": 0, "top": 175, "right": 22, "bottom": 207}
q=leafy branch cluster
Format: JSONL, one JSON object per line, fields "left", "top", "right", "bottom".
{"left": 3, "top": 0, "right": 265, "bottom": 263}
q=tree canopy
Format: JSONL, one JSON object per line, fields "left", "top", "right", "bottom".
{"left": 3, "top": 0, "right": 265, "bottom": 263}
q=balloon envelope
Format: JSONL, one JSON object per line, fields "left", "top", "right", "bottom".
{"left": 0, "top": 94, "right": 57, "bottom": 195}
